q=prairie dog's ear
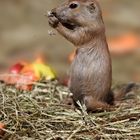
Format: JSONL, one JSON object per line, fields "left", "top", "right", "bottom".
{"left": 87, "top": 2, "right": 96, "bottom": 13}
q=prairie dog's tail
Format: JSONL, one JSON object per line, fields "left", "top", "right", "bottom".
{"left": 113, "top": 82, "right": 137, "bottom": 101}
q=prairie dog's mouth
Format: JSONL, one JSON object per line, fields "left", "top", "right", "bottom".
{"left": 57, "top": 16, "right": 80, "bottom": 30}
{"left": 49, "top": 11, "right": 80, "bottom": 30}
{"left": 61, "top": 21, "right": 79, "bottom": 30}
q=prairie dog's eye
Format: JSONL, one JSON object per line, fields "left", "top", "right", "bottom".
{"left": 69, "top": 3, "right": 78, "bottom": 9}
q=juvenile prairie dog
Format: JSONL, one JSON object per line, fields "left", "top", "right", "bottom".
{"left": 48, "top": 0, "right": 133, "bottom": 111}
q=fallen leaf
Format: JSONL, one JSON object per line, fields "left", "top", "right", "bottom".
{"left": 0, "top": 56, "right": 56, "bottom": 91}
{"left": 68, "top": 50, "right": 76, "bottom": 63}
{"left": 0, "top": 74, "right": 34, "bottom": 91}
{"left": 9, "top": 61, "right": 28, "bottom": 74}
{"left": 108, "top": 33, "right": 139, "bottom": 55}
{"left": 0, "top": 122, "right": 5, "bottom": 136}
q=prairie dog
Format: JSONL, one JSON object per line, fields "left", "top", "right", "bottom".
{"left": 48, "top": 0, "right": 114, "bottom": 111}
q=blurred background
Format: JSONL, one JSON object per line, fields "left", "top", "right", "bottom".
{"left": 0, "top": 0, "right": 140, "bottom": 84}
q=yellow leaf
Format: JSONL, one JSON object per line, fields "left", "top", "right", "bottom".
{"left": 32, "top": 63, "right": 56, "bottom": 80}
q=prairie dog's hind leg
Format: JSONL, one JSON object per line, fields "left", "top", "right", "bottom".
{"left": 83, "top": 95, "right": 112, "bottom": 111}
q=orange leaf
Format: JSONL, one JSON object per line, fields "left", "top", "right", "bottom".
{"left": 0, "top": 122, "right": 5, "bottom": 136}
{"left": 0, "top": 74, "right": 34, "bottom": 91}
{"left": 16, "top": 84, "right": 33, "bottom": 91}
{"left": 108, "top": 33, "right": 139, "bottom": 55}
{"left": 68, "top": 50, "right": 76, "bottom": 63}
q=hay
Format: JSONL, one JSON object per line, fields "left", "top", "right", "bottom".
{"left": 0, "top": 80, "right": 140, "bottom": 140}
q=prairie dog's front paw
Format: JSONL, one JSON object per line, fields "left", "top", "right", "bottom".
{"left": 48, "top": 12, "right": 59, "bottom": 28}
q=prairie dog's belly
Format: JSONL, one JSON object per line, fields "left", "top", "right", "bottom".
{"left": 69, "top": 52, "right": 98, "bottom": 95}
{"left": 69, "top": 48, "right": 111, "bottom": 102}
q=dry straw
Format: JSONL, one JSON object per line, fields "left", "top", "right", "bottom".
{"left": 0, "top": 80, "right": 140, "bottom": 140}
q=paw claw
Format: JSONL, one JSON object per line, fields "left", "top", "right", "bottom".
{"left": 48, "top": 16, "right": 59, "bottom": 28}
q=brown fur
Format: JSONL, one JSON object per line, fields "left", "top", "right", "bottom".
{"left": 48, "top": 0, "right": 134, "bottom": 111}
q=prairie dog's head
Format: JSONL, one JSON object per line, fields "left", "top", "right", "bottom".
{"left": 51, "top": 0, "right": 104, "bottom": 31}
